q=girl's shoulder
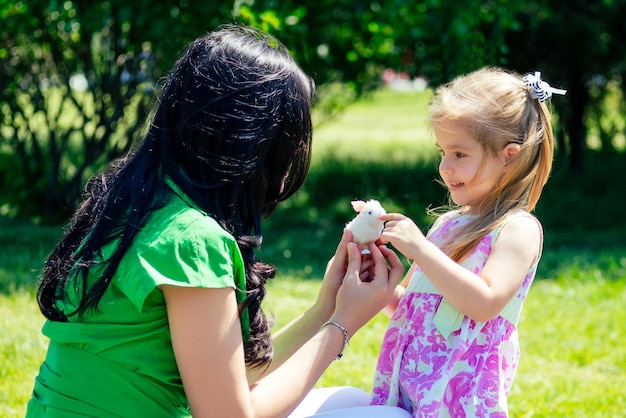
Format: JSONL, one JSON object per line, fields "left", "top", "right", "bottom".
{"left": 494, "top": 210, "right": 542, "bottom": 239}
{"left": 492, "top": 210, "right": 544, "bottom": 265}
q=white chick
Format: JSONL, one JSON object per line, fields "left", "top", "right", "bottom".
{"left": 345, "top": 199, "right": 386, "bottom": 253}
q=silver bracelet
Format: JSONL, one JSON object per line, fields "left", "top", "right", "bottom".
{"left": 321, "top": 320, "right": 350, "bottom": 360}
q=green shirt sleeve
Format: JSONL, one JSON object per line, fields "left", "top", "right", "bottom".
{"left": 112, "top": 187, "right": 250, "bottom": 341}
{"left": 116, "top": 211, "right": 244, "bottom": 311}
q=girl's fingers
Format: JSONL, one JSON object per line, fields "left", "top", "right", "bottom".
{"left": 379, "top": 213, "right": 406, "bottom": 222}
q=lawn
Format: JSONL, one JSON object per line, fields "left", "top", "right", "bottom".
{"left": 5, "top": 261, "right": 625, "bottom": 417}
{"left": 2, "top": 88, "right": 626, "bottom": 417}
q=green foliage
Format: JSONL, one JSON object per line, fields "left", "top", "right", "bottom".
{"left": 0, "top": 0, "right": 234, "bottom": 221}
{"left": 0, "top": 291, "right": 47, "bottom": 417}
{"left": 503, "top": 0, "right": 626, "bottom": 171}
{"left": 235, "top": 0, "right": 525, "bottom": 88}
{"left": 4, "top": 1, "right": 626, "bottom": 221}
{"left": 536, "top": 149, "right": 626, "bottom": 233}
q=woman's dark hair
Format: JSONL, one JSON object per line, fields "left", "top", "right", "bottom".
{"left": 37, "top": 24, "right": 314, "bottom": 367}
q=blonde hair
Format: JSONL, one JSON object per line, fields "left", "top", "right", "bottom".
{"left": 428, "top": 67, "right": 554, "bottom": 262}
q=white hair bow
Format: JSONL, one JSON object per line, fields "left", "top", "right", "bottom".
{"left": 523, "top": 71, "right": 567, "bottom": 102}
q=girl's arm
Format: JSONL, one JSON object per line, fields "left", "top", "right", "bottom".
{"left": 162, "top": 240, "right": 404, "bottom": 418}
{"left": 380, "top": 213, "right": 541, "bottom": 322}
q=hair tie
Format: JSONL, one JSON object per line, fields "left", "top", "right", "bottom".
{"left": 523, "top": 71, "right": 567, "bottom": 103}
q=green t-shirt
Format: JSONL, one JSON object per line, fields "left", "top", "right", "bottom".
{"left": 27, "top": 181, "right": 249, "bottom": 417}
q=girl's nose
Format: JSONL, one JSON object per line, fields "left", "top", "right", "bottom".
{"left": 439, "top": 157, "right": 451, "bottom": 175}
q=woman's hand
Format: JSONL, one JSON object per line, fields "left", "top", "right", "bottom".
{"left": 331, "top": 241, "right": 405, "bottom": 336}
{"left": 266, "top": 229, "right": 380, "bottom": 381}
{"left": 311, "top": 229, "right": 353, "bottom": 322}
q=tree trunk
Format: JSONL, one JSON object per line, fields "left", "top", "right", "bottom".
{"left": 565, "top": 70, "right": 588, "bottom": 172}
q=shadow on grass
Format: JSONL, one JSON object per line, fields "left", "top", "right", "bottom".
{"left": 0, "top": 217, "right": 63, "bottom": 293}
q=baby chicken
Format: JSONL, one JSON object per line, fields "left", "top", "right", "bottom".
{"left": 345, "top": 199, "right": 386, "bottom": 253}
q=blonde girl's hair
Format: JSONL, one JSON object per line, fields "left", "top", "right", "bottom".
{"left": 428, "top": 67, "right": 555, "bottom": 262}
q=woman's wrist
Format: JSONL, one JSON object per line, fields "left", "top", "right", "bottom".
{"left": 320, "top": 319, "right": 350, "bottom": 360}
{"left": 308, "top": 299, "right": 334, "bottom": 326}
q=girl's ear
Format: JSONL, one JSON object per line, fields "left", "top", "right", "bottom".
{"left": 502, "top": 143, "right": 521, "bottom": 166}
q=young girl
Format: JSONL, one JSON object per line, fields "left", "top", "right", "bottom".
{"left": 26, "top": 25, "right": 405, "bottom": 417}
{"left": 370, "top": 67, "right": 566, "bottom": 416}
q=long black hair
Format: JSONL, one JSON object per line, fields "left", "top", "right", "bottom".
{"left": 37, "top": 24, "right": 314, "bottom": 367}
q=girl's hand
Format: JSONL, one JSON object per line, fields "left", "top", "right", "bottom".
{"left": 379, "top": 213, "right": 426, "bottom": 260}
{"left": 312, "top": 229, "right": 353, "bottom": 321}
{"left": 331, "top": 241, "right": 404, "bottom": 335}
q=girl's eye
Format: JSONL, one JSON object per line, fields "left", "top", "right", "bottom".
{"left": 437, "top": 149, "right": 465, "bottom": 158}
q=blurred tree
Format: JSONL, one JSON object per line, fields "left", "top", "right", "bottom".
{"left": 234, "top": 0, "right": 524, "bottom": 88}
{"left": 239, "top": 0, "right": 626, "bottom": 171}
{"left": 230, "top": 0, "right": 526, "bottom": 127}
{"left": 0, "top": 0, "right": 231, "bottom": 221}
{"left": 503, "top": 0, "right": 626, "bottom": 171}
{"left": 2, "top": 0, "right": 625, "bottom": 221}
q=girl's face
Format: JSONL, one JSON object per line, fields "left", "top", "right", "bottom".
{"left": 435, "top": 123, "right": 508, "bottom": 213}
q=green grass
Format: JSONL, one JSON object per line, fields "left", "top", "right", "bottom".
{"left": 511, "top": 278, "right": 626, "bottom": 417}
{"left": 312, "top": 88, "right": 435, "bottom": 165}
{"left": 3, "top": 88, "right": 626, "bottom": 417}
{"left": 4, "top": 270, "right": 626, "bottom": 417}
{"left": 0, "top": 291, "right": 47, "bottom": 417}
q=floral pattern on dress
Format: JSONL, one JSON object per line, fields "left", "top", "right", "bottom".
{"left": 371, "top": 211, "right": 538, "bottom": 417}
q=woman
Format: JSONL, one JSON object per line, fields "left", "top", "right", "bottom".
{"left": 27, "top": 24, "right": 404, "bottom": 417}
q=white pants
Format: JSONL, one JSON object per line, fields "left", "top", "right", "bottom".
{"left": 288, "top": 387, "right": 411, "bottom": 418}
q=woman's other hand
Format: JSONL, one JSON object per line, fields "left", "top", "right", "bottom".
{"left": 312, "top": 229, "right": 353, "bottom": 322}
{"left": 331, "top": 241, "right": 404, "bottom": 336}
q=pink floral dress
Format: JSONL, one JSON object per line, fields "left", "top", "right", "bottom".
{"left": 370, "top": 210, "right": 541, "bottom": 417}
